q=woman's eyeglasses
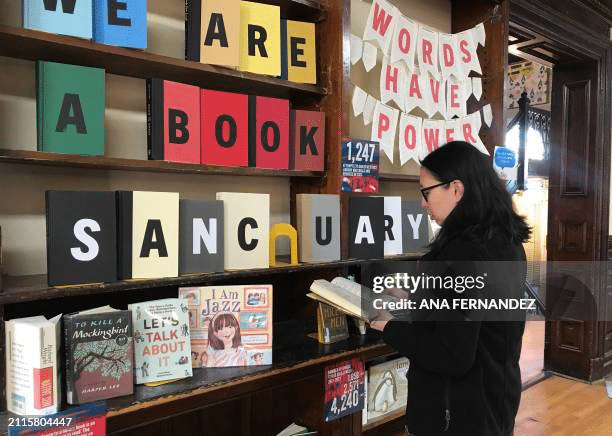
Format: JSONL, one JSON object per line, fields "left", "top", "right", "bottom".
{"left": 420, "top": 181, "right": 449, "bottom": 201}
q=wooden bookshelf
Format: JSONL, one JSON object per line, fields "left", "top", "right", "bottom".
{"left": 0, "top": 255, "right": 421, "bottom": 305}
{"left": 0, "top": 149, "right": 325, "bottom": 178}
{"left": 0, "top": 26, "right": 326, "bottom": 101}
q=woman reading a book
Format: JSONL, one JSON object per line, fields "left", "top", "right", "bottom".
{"left": 206, "top": 312, "right": 247, "bottom": 367}
{"left": 371, "top": 141, "right": 529, "bottom": 436}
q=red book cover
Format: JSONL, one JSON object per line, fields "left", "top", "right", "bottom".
{"left": 201, "top": 89, "right": 249, "bottom": 166}
{"left": 291, "top": 109, "right": 325, "bottom": 171}
{"left": 248, "top": 96, "right": 290, "bottom": 169}
{"left": 33, "top": 367, "right": 53, "bottom": 409}
{"left": 163, "top": 80, "right": 200, "bottom": 163}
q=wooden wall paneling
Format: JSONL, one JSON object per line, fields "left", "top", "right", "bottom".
{"left": 452, "top": 0, "right": 509, "bottom": 153}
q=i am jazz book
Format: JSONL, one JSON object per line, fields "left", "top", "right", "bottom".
{"left": 179, "top": 284, "right": 272, "bottom": 368}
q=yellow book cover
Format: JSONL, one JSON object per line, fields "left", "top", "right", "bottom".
{"left": 238, "top": 1, "right": 281, "bottom": 76}
{"left": 200, "top": 0, "right": 240, "bottom": 67}
{"left": 286, "top": 20, "right": 316, "bottom": 84}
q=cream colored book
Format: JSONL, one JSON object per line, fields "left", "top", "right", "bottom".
{"left": 308, "top": 277, "right": 374, "bottom": 322}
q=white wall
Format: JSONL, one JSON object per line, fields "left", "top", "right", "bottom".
{"left": 0, "top": 0, "right": 290, "bottom": 276}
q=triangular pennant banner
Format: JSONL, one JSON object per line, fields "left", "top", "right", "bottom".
{"left": 416, "top": 26, "right": 439, "bottom": 80}
{"left": 362, "top": 41, "right": 379, "bottom": 72}
{"left": 398, "top": 113, "right": 422, "bottom": 165}
{"left": 363, "top": 0, "right": 398, "bottom": 54}
{"left": 350, "top": 33, "right": 364, "bottom": 65}
{"left": 352, "top": 85, "right": 368, "bottom": 117}
{"left": 390, "top": 15, "right": 418, "bottom": 71}
{"left": 371, "top": 101, "right": 399, "bottom": 163}
{"left": 438, "top": 33, "right": 461, "bottom": 81}
{"left": 363, "top": 94, "right": 378, "bottom": 125}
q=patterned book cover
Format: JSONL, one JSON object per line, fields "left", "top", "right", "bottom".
{"left": 129, "top": 298, "right": 193, "bottom": 384}
{"left": 64, "top": 308, "right": 133, "bottom": 405}
{"left": 365, "top": 357, "right": 410, "bottom": 424}
{"left": 178, "top": 285, "right": 272, "bottom": 368}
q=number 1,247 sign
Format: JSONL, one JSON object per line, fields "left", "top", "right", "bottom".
{"left": 323, "top": 358, "right": 365, "bottom": 422}
{"left": 340, "top": 139, "right": 379, "bottom": 193}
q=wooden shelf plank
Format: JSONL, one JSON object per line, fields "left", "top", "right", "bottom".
{"left": 379, "top": 173, "right": 420, "bottom": 182}
{"left": 362, "top": 409, "right": 405, "bottom": 432}
{"left": 0, "top": 26, "right": 327, "bottom": 100}
{"left": 0, "top": 255, "right": 421, "bottom": 304}
{"left": 0, "top": 149, "right": 325, "bottom": 178}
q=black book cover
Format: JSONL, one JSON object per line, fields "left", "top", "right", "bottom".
{"left": 146, "top": 78, "right": 165, "bottom": 161}
{"left": 348, "top": 196, "right": 385, "bottom": 260}
{"left": 117, "top": 191, "right": 133, "bottom": 280}
{"left": 185, "top": 0, "right": 202, "bottom": 61}
{"left": 46, "top": 191, "right": 117, "bottom": 286}
{"left": 64, "top": 309, "right": 133, "bottom": 404}
{"left": 248, "top": 95, "right": 257, "bottom": 167}
{"left": 280, "top": 19, "right": 288, "bottom": 80}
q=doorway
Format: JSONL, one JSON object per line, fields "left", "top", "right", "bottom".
{"left": 507, "top": 0, "right": 612, "bottom": 381}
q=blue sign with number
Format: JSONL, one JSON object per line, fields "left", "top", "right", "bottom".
{"left": 341, "top": 139, "right": 380, "bottom": 193}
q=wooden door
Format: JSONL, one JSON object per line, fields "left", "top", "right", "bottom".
{"left": 545, "top": 60, "right": 604, "bottom": 380}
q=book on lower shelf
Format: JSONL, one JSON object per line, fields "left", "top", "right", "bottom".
{"left": 276, "top": 422, "right": 318, "bottom": 436}
{"left": 64, "top": 306, "right": 133, "bottom": 405}
{"left": 363, "top": 357, "right": 410, "bottom": 425}
{"left": 129, "top": 298, "right": 193, "bottom": 385}
{"left": 308, "top": 277, "right": 376, "bottom": 323}
{"left": 179, "top": 284, "right": 273, "bottom": 368}
{"left": 5, "top": 314, "right": 62, "bottom": 416}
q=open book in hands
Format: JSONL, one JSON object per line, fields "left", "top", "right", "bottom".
{"left": 308, "top": 277, "right": 406, "bottom": 324}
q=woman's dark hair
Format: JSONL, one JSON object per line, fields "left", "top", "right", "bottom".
{"left": 421, "top": 141, "right": 530, "bottom": 252}
{"left": 208, "top": 313, "right": 241, "bottom": 350}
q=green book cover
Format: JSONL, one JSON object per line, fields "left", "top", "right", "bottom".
{"left": 36, "top": 61, "right": 106, "bottom": 155}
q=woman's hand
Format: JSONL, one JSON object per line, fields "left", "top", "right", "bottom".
{"left": 369, "top": 319, "right": 389, "bottom": 331}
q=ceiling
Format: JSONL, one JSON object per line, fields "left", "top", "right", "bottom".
{"left": 508, "top": 21, "right": 588, "bottom": 66}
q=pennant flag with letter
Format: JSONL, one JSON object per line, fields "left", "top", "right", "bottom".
{"left": 421, "top": 119, "right": 444, "bottom": 159}
{"left": 398, "top": 113, "right": 422, "bottom": 165}
{"left": 438, "top": 33, "right": 461, "bottom": 81}
{"left": 455, "top": 28, "right": 481, "bottom": 76}
{"left": 416, "top": 26, "right": 439, "bottom": 80}
{"left": 446, "top": 76, "right": 467, "bottom": 119}
{"left": 371, "top": 101, "right": 399, "bottom": 163}
{"left": 390, "top": 15, "right": 418, "bottom": 70}
{"left": 363, "top": 0, "right": 397, "bottom": 54}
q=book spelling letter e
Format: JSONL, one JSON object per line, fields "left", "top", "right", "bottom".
{"left": 117, "top": 191, "right": 179, "bottom": 279}
{"left": 46, "top": 191, "right": 117, "bottom": 286}
{"left": 93, "top": 0, "right": 147, "bottom": 48}
{"left": 23, "top": 0, "right": 93, "bottom": 38}
{"left": 37, "top": 61, "right": 105, "bottom": 155}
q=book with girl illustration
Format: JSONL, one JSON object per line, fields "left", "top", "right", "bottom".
{"left": 179, "top": 284, "right": 273, "bottom": 368}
